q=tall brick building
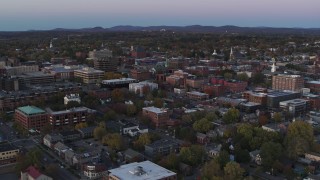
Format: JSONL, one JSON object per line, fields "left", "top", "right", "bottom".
{"left": 272, "top": 74, "right": 304, "bottom": 92}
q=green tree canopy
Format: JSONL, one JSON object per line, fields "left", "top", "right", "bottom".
{"left": 223, "top": 108, "right": 240, "bottom": 124}
{"left": 236, "top": 73, "right": 249, "bottom": 82}
{"left": 260, "top": 142, "right": 283, "bottom": 170}
{"left": 285, "top": 121, "right": 314, "bottom": 159}
{"left": 193, "top": 118, "right": 213, "bottom": 133}
{"left": 224, "top": 162, "right": 245, "bottom": 180}
{"left": 179, "top": 145, "right": 206, "bottom": 166}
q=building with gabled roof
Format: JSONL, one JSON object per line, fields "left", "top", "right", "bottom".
{"left": 21, "top": 165, "right": 52, "bottom": 180}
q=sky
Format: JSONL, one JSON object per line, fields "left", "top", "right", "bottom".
{"left": 0, "top": 0, "right": 319, "bottom": 31}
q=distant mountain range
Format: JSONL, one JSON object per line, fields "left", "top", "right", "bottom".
{"left": 47, "top": 25, "right": 320, "bottom": 35}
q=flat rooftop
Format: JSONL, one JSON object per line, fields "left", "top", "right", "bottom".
{"left": 143, "top": 106, "right": 167, "bottom": 114}
{"left": 17, "top": 106, "right": 46, "bottom": 115}
{"left": 108, "top": 161, "right": 176, "bottom": 180}
{"left": 102, "top": 78, "right": 137, "bottom": 84}
{"left": 187, "top": 91, "right": 208, "bottom": 96}
{"left": 0, "top": 143, "right": 19, "bottom": 152}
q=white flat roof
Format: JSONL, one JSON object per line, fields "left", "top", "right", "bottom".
{"left": 143, "top": 106, "right": 167, "bottom": 114}
{"left": 108, "top": 161, "right": 176, "bottom": 180}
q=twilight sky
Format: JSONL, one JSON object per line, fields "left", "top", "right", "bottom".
{"left": 0, "top": 0, "right": 319, "bottom": 31}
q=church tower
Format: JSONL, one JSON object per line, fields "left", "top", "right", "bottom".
{"left": 229, "top": 47, "right": 235, "bottom": 60}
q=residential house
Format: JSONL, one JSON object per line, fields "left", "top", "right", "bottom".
{"left": 77, "top": 126, "right": 96, "bottom": 138}
{"left": 83, "top": 163, "right": 107, "bottom": 180}
{"left": 54, "top": 142, "right": 70, "bottom": 157}
{"left": 21, "top": 166, "right": 52, "bottom": 180}
{"left": 123, "top": 148, "right": 144, "bottom": 163}
{"left": 250, "top": 150, "right": 262, "bottom": 165}
{"left": 59, "top": 130, "right": 81, "bottom": 142}
{"left": 145, "top": 138, "right": 180, "bottom": 157}
{"left": 196, "top": 132, "right": 210, "bottom": 144}
{"left": 43, "top": 133, "right": 63, "bottom": 149}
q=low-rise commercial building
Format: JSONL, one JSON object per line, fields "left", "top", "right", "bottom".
{"left": 142, "top": 107, "right": 169, "bottom": 127}
{"left": 279, "top": 99, "right": 309, "bottom": 117}
{"left": 74, "top": 67, "right": 104, "bottom": 84}
{"left": 108, "top": 161, "right": 177, "bottom": 180}
{"left": 0, "top": 143, "right": 20, "bottom": 165}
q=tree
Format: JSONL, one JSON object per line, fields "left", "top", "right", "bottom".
{"left": 224, "top": 72, "right": 233, "bottom": 80}
{"left": 15, "top": 147, "right": 43, "bottom": 172}
{"left": 235, "top": 149, "right": 250, "bottom": 163}
{"left": 236, "top": 73, "right": 249, "bottom": 82}
{"left": 177, "top": 127, "right": 196, "bottom": 143}
{"left": 201, "top": 159, "right": 223, "bottom": 179}
{"left": 223, "top": 108, "right": 240, "bottom": 124}
{"left": 75, "top": 122, "right": 88, "bottom": 130}
{"left": 153, "top": 98, "right": 164, "bottom": 108}
{"left": 224, "top": 162, "right": 245, "bottom": 180}
{"left": 134, "top": 133, "right": 152, "bottom": 151}
{"left": 103, "top": 110, "right": 116, "bottom": 121}
{"left": 102, "top": 133, "right": 124, "bottom": 151}
{"left": 111, "top": 88, "right": 124, "bottom": 102}
{"left": 216, "top": 150, "right": 230, "bottom": 168}
{"left": 193, "top": 118, "right": 213, "bottom": 133}
{"left": 237, "top": 123, "right": 253, "bottom": 139}
{"left": 93, "top": 124, "right": 107, "bottom": 140}
{"left": 251, "top": 72, "right": 265, "bottom": 85}
{"left": 126, "top": 104, "right": 137, "bottom": 116}
{"left": 258, "top": 115, "right": 268, "bottom": 126}
{"left": 285, "top": 121, "right": 314, "bottom": 159}
{"left": 205, "top": 112, "right": 218, "bottom": 122}
{"left": 181, "top": 114, "right": 193, "bottom": 124}
{"left": 180, "top": 145, "right": 206, "bottom": 166}
{"left": 273, "top": 112, "right": 282, "bottom": 123}
{"left": 260, "top": 142, "right": 283, "bottom": 170}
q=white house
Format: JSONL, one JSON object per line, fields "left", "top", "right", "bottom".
{"left": 129, "top": 81, "right": 158, "bottom": 96}
{"left": 64, "top": 94, "right": 81, "bottom": 105}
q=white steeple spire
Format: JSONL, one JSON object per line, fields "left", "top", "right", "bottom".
{"left": 271, "top": 58, "right": 276, "bottom": 73}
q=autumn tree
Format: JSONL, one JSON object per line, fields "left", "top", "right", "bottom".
{"left": 93, "top": 123, "right": 107, "bottom": 140}
{"left": 224, "top": 162, "right": 245, "bottom": 180}
{"left": 75, "top": 122, "right": 88, "bottom": 130}
{"left": 258, "top": 115, "right": 268, "bottom": 126}
{"left": 111, "top": 88, "right": 124, "bottom": 102}
{"left": 133, "top": 133, "right": 152, "bottom": 151}
{"left": 201, "top": 159, "right": 223, "bottom": 179}
{"left": 102, "top": 133, "right": 124, "bottom": 151}
{"left": 126, "top": 104, "right": 137, "bottom": 116}
{"left": 273, "top": 112, "right": 282, "bottom": 123}
{"left": 153, "top": 98, "right": 164, "bottom": 108}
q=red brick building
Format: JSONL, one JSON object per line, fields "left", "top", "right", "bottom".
{"left": 47, "top": 107, "right": 96, "bottom": 129}
{"left": 306, "top": 81, "right": 320, "bottom": 94}
{"left": 131, "top": 47, "right": 146, "bottom": 58}
{"left": 203, "top": 84, "right": 225, "bottom": 97}
{"left": 224, "top": 80, "right": 248, "bottom": 93}
{"left": 243, "top": 91, "right": 268, "bottom": 106}
{"left": 130, "top": 69, "right": 151, "bottom": 81}
{"left": 15, "top": 106, "right": 48, "bottom": 130}
{"left": 142, "top": 107, "right": 169, "bottom": 127}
